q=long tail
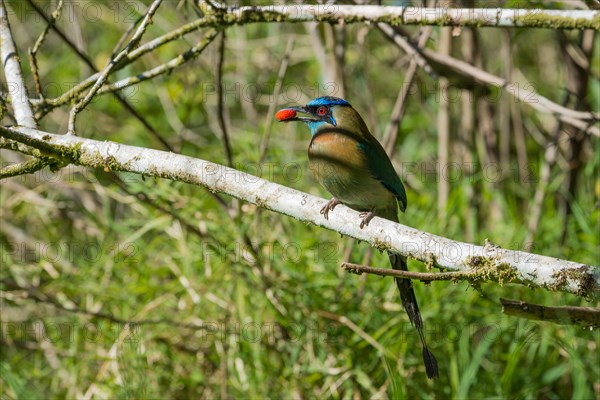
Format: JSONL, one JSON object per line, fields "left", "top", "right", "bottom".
{"left": 388, "top": 252, "right": 439, "bottom": 379}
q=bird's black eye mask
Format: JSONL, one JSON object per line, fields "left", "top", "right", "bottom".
{"left": 307, "top": 105, "right": 335, "bottom": 125}
{"left": 308, "top": 105, "right": 329, "bottom": 116}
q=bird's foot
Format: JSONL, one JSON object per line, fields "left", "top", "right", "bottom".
{"left": 320, "top": 198, "right": 341, "bottom": 220}
{"left": 359, "top": 210, "right": 376, "bottom": 229}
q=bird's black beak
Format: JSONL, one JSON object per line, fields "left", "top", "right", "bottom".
{"left": 275, "top": 106, "right": 315, "bottom": 123}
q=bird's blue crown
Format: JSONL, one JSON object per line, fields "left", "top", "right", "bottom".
{"left": 307, "top": 96, "right": 351, "bottom": 108}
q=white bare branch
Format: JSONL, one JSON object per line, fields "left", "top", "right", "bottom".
{"left": 0, "top": 0, "right": 36, "bottom": 128}
{"left": 1, "top": 125, "right": 597, "bottom": 300}
{"left": 223, "top": 5, "right": 599, "bottom": 30}
{"left": 30, "top": 5, "right": 598, "bottom": 138}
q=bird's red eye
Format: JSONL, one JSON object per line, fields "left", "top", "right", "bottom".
{"left": 317, "top": 106, "right": 327, "bottom": 116}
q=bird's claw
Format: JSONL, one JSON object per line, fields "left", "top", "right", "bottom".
{"left": 359, "top": 211, "right": 375, "bottom": 229}
{"left": 320, "top": 198, "right": 340, "bottom": 220}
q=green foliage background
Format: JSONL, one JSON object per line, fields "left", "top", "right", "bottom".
{"left": 1, "top": 1, "right": 598, "bottom": 398}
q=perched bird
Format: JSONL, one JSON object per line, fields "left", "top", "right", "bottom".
{"left": 276, "top": 96, "right": 439, "bottom": 379}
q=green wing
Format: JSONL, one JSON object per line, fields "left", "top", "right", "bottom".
{"left": 360, "top": 140, "right": 407, "bottom": 212}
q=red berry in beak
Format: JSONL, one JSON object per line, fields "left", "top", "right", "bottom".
{"left": 275, "top": 109, "right": 297, "bottom": 121}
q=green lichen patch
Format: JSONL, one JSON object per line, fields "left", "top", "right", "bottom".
{"left": 435, "top": 14, "right": 457, "bottom": 27}
{"left": 373, "top": 238, "right": 393, "bottom": 253}
{"left": 465, "top": 255, "right": 520, "bottom": 290}
{"left": 31, "top": 148, "right": 43, "bottom": 158}
{"left": 254, "top": 197, "right": 267, "bottom": 209}
{"left": 77, "top": 148, "right": 108, "bottom": 169}
{"left": 382, "top": 15, "right": 404, "bottom": 27}
{"left": 61, "top": 142, "right": 83, "bottom": 160}
{"left": 514, "top": 12, "right": 600, "bottom": 30}
{"left": 551, "top": 266, "right": 597, "bottom": 299}
{"left": 215, "top": 10, "right": 290, "bottom": 27}
{"left": 102, "top": 155, "right": 120, "bottom": 172}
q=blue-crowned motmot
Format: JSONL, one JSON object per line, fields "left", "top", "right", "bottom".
{"left": 276, "top": 96, "right": 439, "bottom": 379}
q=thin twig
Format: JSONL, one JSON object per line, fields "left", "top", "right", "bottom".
{"left": 28, "top": 0, "right": 64, "bottom": 98}
{"left": 67, "top": 0, "right": 164, "bottom": 133}
{"left": 0, "top": 157, "right": 56, "bottom": 179}
{"left": 458, "top": 26, "right": 477, "bottom": 243}
{"left": 215, "top": 30, "right": 233, "bottom": 167}
{"left": 498, "top": 29, "right": 512, "bottom": 176}
{"left": 377, "top": 23, "right": 436, "bottom": 78}
{"left": 511, "top": 97, "right": 529, "bottom": 183}
{"left": 383, "top": 26, "right": 432, "bottom": 155}
{"left": 437, "top": 27, "right": 451, "bottom": 219}
{"left": 96, "top": 29, "right": 219, "bottom": 96}
{"left": 110, "top": 14, "right": 144, "bottom": 60}
{"left": 500, "top": 298, "right": 600, "bottom": 327}
{"left": 332, "top": 23, "right": 347, "bottom": 98}
{"left": 201, "top": 0, "right": 226, "bottom": 11}
{"left": 341, "top": 262, "right": 477, "bottom": 282}
{"left": 25, "top": 0, "right": 92, "bottom": 69}
{"left": 525, "top": 107, "right": 565, "bottom": 245}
